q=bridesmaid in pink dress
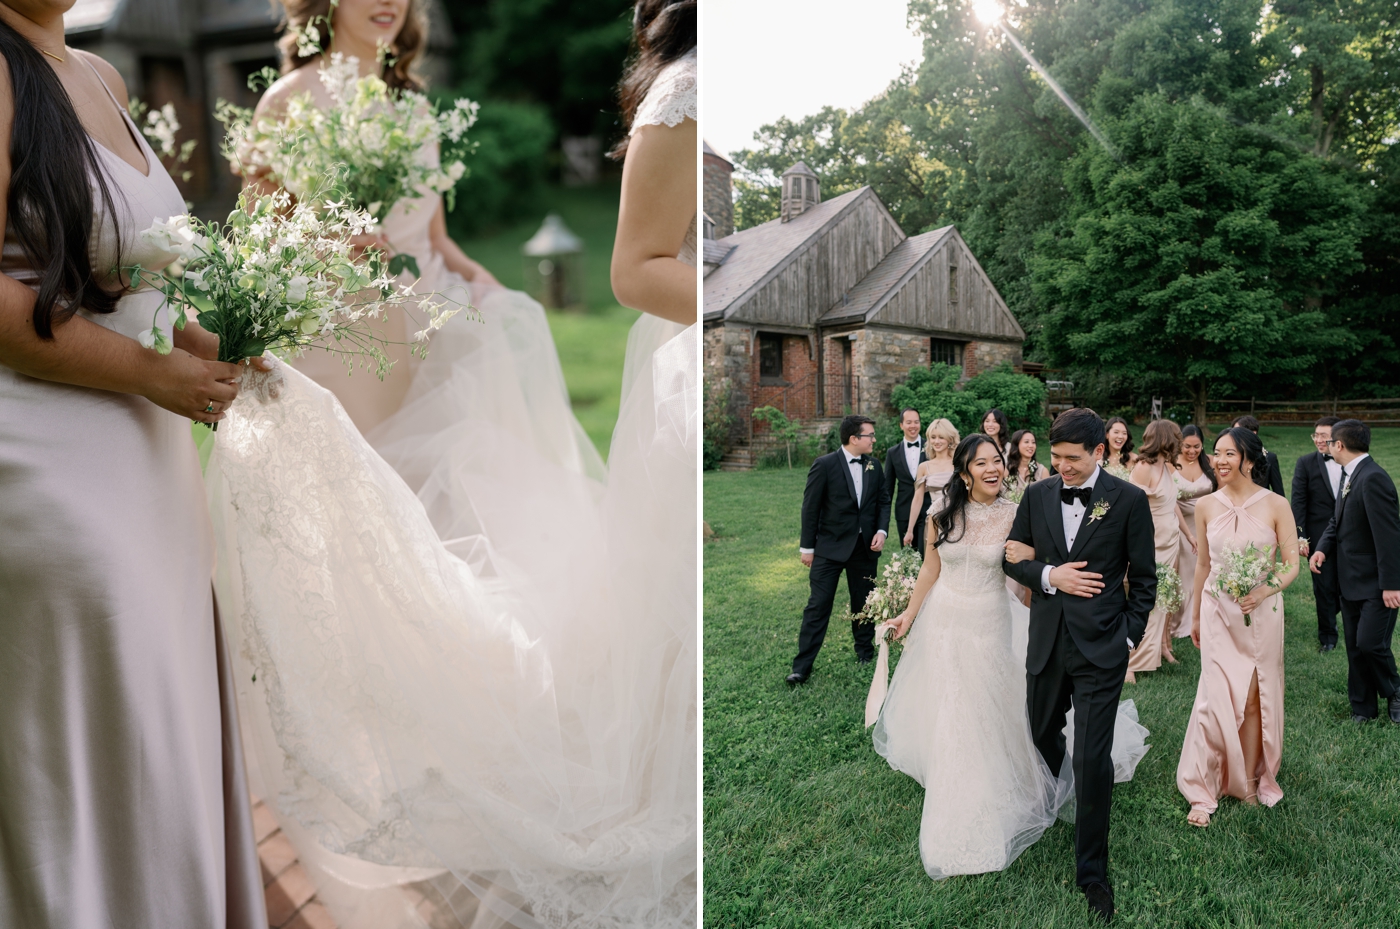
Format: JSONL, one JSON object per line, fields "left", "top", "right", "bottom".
{"left": 1177, "top": 427, "right": 1301, "bottom": 827}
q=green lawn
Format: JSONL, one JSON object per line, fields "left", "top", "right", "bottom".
{"left": 546, "top": 303, "right": 639, "bottom": 458}
{"left": 703, "top": 425, "right": 1400, "bottom": 928}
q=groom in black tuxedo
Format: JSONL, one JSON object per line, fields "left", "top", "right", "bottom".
{"left": 1002, "top": 408, "right": 1156, "bottom": 924}
{"left": 1310, "top": 419, "right": 1400, "bottom": 723}
{"left": 884, "top": 407, "right": 925, "bottom": 546}
{"left": 1292, "top": 416, "right": 1343, "bottom": 651}
{"left": 789, "top": 415, "right": 891, "bottom": 684}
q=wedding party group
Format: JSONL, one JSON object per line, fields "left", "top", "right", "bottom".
{"left": 792, "top": 406, "right": 1400, "bottom": 923}
{"left": 0, "top": 0, "right": 696, "bottom": 927}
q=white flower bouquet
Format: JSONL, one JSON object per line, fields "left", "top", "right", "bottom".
{"left": 221, "top": 54, "right": 478, "bottom": 277}
{"left": 128, "top": 179, "right": 459, "bottom": 379}
{"left": 1156, "top": 561, "right": 1183, "bottom": 614}
{"left": 1105, "top": 461, "right": 1133, "bottom": 481}
{"left": 1210, "top": 542, "right": 1281, "bottom": 626}
{"left": 852, "top": 547, "right": 923, "bottom": 625}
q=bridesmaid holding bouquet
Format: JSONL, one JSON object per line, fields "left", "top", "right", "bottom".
{"left": 1177, "top": 427, "right": 1300, "bottom": 827}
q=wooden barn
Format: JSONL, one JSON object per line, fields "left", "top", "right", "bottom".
{"left": 702, "top": 154, "right": 1025, "bottom": 463}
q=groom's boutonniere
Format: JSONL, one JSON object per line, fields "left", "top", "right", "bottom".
{"left": 865, "top": 459, "right": 876, "bottom": 473}
{"left": 1089, "top": 499, "right": 1111, "bottom": 523}
{"left": 1343, "top": 479, "right": 1353, "bottom": 498}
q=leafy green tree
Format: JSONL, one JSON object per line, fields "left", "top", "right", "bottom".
{"left": 889, "top": 362, "right": 1047, "bottom": 437}
{"left": 1032, "top": 94, "right": 1365, "bottom": 424}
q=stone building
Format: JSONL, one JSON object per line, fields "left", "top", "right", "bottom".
{"left": 65, "top": 0, "right": 455, "bottom": 213}
{"left": 702, "top": 140, "right": 734, "bottom": 239}
{"left": 702, "top": 155, "right": 1025, "bottom": 454}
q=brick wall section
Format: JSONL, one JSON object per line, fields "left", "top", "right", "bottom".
{"left": 752, "top": 335, "right": 819, "bottom": 428}
{"left": 703, "top": 153, "right": 734, "bottom": 239}
{"left": 965, "top": 339, "right": 1023, "bottom": 377}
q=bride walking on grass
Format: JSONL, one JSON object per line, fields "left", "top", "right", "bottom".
{"left": 206, "top": 1, "right": 697, "bottom": 926}
{"left": 872, "top": 435, "right": 1147, "bottom": 881}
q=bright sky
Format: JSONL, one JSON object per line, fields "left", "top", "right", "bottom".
{"left": 702, "top": 0, "right": 926, "bottom": 161}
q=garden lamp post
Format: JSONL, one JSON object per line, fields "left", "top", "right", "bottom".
{"left": 522, "top": 213, "right": 585, "bottom": 311}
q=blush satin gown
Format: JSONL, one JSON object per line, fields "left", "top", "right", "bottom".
{"left": 0, "top": 60, "right": 264, "bottom": 929}
{"left": 1177, "top": 487, "right": 1286, "bottom": 814}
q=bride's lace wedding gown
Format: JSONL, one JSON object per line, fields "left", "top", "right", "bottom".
{"left": 209, "top": 50, "right": 697, "bottom": 929}
{"left": 873, "top": 498, "right": 1148, "bottom": 879}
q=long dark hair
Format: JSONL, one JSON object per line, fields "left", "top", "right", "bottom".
{"left": 1104, "top": 416, "right": 1135, "bottom": 467}
{"left": 0, "top": 24, "right": 124, "bottom": 337}
{"left": 1006, "top": 428, "right": 1038, "bottom": 479}
{"left": 1216, "top": 427, "right": 1270, "bottom": 490}
{"left": 1181, "top": 424, "right": 1217, "bottom": 489}
{"left": 278, "top": 0, "right": 428, "bottom": 91}
{"left": 981, "top": 408, "right": 1011, "bottom": 448}
{"left": 931, "top": 434, "right": 1001, "bottom": 548}
{"left": 609, "top": 0, "right": 696, "bottom": 159}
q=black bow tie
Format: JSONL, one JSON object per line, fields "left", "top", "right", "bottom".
{"left": 1323, "top": 454, "right": 1334, "bottom": 461}
{"left": 1061, "top": 486, "right": 1093, "bottom": 506}
{"left": 906, "top": 442, "right": 919, "bottom": 448}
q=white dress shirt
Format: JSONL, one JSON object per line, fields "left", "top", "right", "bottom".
{"left": 1341, "top": 453, "right": 1369, "bottom": 497}
{"left": 903, "top": 439, "right": 922, "bottom": 479}
{"left": 1324, "top": 456, "right": 1344, "bottom": 498}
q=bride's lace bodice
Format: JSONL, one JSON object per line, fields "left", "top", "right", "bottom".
{"left": 632, "top": 47, "right": 697, "bottom": 268}
{"left": 934, "top": 498, "right": 1018, "bottom": 594}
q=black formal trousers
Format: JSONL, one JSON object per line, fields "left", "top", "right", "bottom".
{"left": 1311, "top": 553, "right": 1341, "bottom": 648}
{"left": 1339, "top": 596, "right": 1400, "bottom": 717}
{"left": 793, "top": 538, "right": 879, "bottom": 676}
{"left": 1026, "top": 617, "right": 1128, "bottom": 889}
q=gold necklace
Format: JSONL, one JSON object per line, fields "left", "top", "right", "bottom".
{"left": 41, "top": 47, "right": 65, "bottom": 63}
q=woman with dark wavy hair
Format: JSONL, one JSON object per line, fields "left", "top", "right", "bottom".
{"left": 871, "top": 434, "right": 1148, "bottom": 880}
{"left": 0, "top": 0, "right": 264, "bottom": 924}
{"left": 1103, "top": 416, "right": 1135, "bottom": 476}
{"left": 1178, "top": 426, "right": 1300, "bottom": 828}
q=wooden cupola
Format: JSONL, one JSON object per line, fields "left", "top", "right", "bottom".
{"left": 780, "top": 161, "right": 820, "bottom": 222}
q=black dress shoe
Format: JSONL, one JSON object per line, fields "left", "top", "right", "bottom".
{"left": 1320, "top": 642, "right": 1336, "bottom": 652}
{"left": 1389, "top": 695, "right": 1400, "bottom": 724}
{"left": 856, "top": 656, "right": 873, "bottom": 665}
{"left": 1083, "top": 882, "right": 1114, "bottom": 923}
{"left": 785, "top": 672, "right": 808, "bottom": 685}
{"left": 1351, "top": 714, "right": 1372, "bottom": 723}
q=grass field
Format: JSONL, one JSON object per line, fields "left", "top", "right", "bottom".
{"left": 703, "top": 425, "right": 1400, "bottom": 928}
{"left": 457, "top": 180, "right": 637, "bottom": 457}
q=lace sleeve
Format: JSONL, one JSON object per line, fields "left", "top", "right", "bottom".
{"left": 631, "top": 48, "right": 696, "bottom": 133}
{"left": 958, "top": 498, "right": 1020, "bottom": 545}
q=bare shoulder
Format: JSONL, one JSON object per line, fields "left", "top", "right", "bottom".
{"left": 72, "top": 49, "right": 129, "bottom": 108}
{"left": 255, "top": 66, "right": 318, "bottom": 119}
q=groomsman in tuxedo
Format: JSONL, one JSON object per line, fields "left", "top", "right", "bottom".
{"left": 1292, "top": 416, "right": 1343, "bottom": 651}
{"left": 1309, "top": 420, "right": 1400, "bottom": 723}
{"left": 789, "top": 415, "right": 891, "bottom": 684}
{"left": 1232, "top": 415, "right": 1285, "bottom": 496}
{"left": 884, "top": 408, "right": 925, "bottom": 547}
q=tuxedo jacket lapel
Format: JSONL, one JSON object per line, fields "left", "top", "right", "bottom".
{"left": 1069, "top": 479, "right": 1121, "bottom": 560}
{"left": 839, "top": 454, "right": 859, "bottom": 506}
{"left": 1316, "top": 454, "right": 1336, "bottom": 504}
{"left": 1042, "top": 476, "right": 1069, "bottom": 561}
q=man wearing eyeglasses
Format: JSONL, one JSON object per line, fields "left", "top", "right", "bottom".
{"left": 1292, "top": 416, "right": 1343, "bottom": 651}
{"left": 791, "top": 415, "right": 892, "bottom": 684}
{"left": 1310, "top": 420, "right": 1400, "bottom": 724}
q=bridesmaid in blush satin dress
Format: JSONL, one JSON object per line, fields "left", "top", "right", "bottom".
{"left": 0, "top": 14, "right": 263, "bottom": 927}
{"left": 1177, "top": 428, "right": 1301, "bottom": 827}
{"left": 1170, "top": 425, "right": 1215, "bottom": 639}
{"left": 1126, "top": 420, "right": 1190, "bottom": 679}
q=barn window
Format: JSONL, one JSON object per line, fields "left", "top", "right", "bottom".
{"left": 758, "top": 334, "right": 784, "bottom": 383}
{"left": 930, "top": 338, "right": 964, "bottom": 370}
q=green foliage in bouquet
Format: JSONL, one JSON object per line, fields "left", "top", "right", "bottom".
{"left": 127, "top": 98, "right": 196, "bottom": 182}
{"left": 851, "top": 546, "right": 923, "bottom": 625}
{"left": 1156, "top": 561, "right": 1184, "bottom": 614}
{"left": 1210, "top": 542, "right": 1284, "bottom": 626}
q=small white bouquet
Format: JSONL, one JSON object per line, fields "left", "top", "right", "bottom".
{"left": 1156, "top": 561, "right": 1183, "bottom": 614}
{"left": 1210, "top": 542, "right": 1282, "bottom": 626}
{"left": 852, "top": 547, "right": 923, "bottom": 625}
{"left": 127, "top": 177, "right": 459, "bottom": 381}
{"left": 1003, "top": 478, "right": 1028, "bottom": 504}
{"left": 222, "top": 54, "right": 478, "bottom": 277}
{"left": 1105, "top": 461, "right": 1133, "bottom": 481}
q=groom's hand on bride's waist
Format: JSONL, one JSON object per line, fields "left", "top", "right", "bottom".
{"left": 1046, "top": 562, "right": 1105, "bottom": 598}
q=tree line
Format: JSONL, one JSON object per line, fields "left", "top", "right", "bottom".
{"left": 729, "top": 0, "right": 1399, "bottom": 421}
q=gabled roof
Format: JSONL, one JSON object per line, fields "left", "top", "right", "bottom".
{"left": 820, "top": 226, "right": 955, "bottom": 325}
{"left": 702, "top": 186, "right": 878, "bottom": 321}
{"left": 703, "top": 140, "right": 732, "bottom": 167}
